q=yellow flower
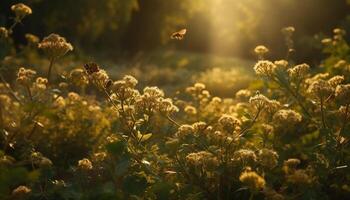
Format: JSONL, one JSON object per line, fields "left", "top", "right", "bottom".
{"left": 239, "top": 171, "right": 266, "bottom": 191}
{"left": 78, "top": 158, "right": 93, "bottom": 170}
{"left": 38, "top": 33, "right": 73, "bottom": 60}
{"left": 11, "top": 3, "right": 32, "bottom": 21}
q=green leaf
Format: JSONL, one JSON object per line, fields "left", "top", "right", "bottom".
{"left": 137, "top": 132, "right": 152, "bottom": 142}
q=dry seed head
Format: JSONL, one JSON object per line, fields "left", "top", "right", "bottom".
{"left": 38, "top": 33, "right": 73, "bottom": 59}
{"left": 274, "top": 59, "right": 289, "bottom": 69}
{"left": 254, "top": 45, "right": 269, "bottom": 58}
{"left": 184, "top": 105, "right": 197, "bottom": 115}
{"left": 176, "top": 124, "right": 194, "bottom": 138}
{"left": 78, "top": 158, "right": 93, "bottom": 170}
{"left": 288, "top": 63, "right": 310, "bottom": 79}
{"left": 335, "top": 84, "right": 350, "bottom": 105}
{"left": 235, "top": 89, "right": 251, "bottom": 101}
{"left": 16, "top": 67, "right": 36, "bottom": 86}
{"left": 233, "top": 149, "right": 257, "bottom": 164}
{"left": 258, "top": 148, "right": 279, "bottom": 169}
{"left": 218, "top": 114, "right": 241, "bottom": 132}
{"left": 307, "top": 79, "right": 333, "bottom": 99}
{"left": 273, "top": 109, "right": 302, "bottom": 126}
{"left": 254, "top": 60, "right": 276, "bottom": 77}
{"left": 11, "top": 3, "right": 32, "bottom": 20}
{"left": 239, "top": 171, "right": 266, "bottom": 191}
{"left": 328, "top": 75, "right": 344, "bottom": 88}
{"left": 12, "top": 185, "right": 31, "bottom": 196}
{"left": 25, "top": 33, "right": 39, "bottom": 44}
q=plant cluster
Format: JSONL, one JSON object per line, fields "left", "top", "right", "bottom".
{"left": 0, "top": 3, "right": 349, "bottom": 200}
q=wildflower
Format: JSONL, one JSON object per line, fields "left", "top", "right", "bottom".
{"left": 184, "top": 105, "right": 197, "bottom": 115}
{"left": 258, "top": 149, "right": 279, "bottom": 169}
{"left": 176, "top": 124, "right": 194, "bottom": 138}
{"left": 321, "top": 38, "right": 332, "bottom": 45}
{"left": 0, "top": 27, "right": 8, "bottom": 38}
{"left": 78, "top": 158, "right": 93, "bottom": 170}
{"left": 194, "top": 82, "right": 206, "bottom": 91}
{"left": 91, "top": 70, "right": 110, "bottom": 90}
{"left": 328, "top": 75, "right": 344, "bottom": 88}
{"left": 249, "top": 93, "right": 270, "bottom": 110}
{"left": 70, "top": 68, "right": 89, "bottom": 87}
{"left": 239, "top": 171, "right": 266, "bottom": 191}
{"left": 335, "top": 84, "right": 350, "bottom": 105}
{"left": 273, "top": 109, "right": 302, "bottom": 126}
{"left": 12, "top": 185, "right": 31, "bottom": 196}
{"left": 25, "top": 33, "right": 39, "bottom": 45}
{"left": 235, "top": 89, "right": 251, "bottom": 101}
{"left": 282, "top": 26, "right": 295, "bottom": 36}
{"left": 192, "top": 121, "right": 207, "bottom": 132}
{"left": 218, "top": 114, "right": 241, "bottom": 133}
{"left": 333, "top": 28, "right": 346, "bottom": 36}
{"left": 52, "top": 180, "right": 67, "bottom": 188}
{"left": 11, "top": 3, "right": 32, "bottom": 21}
{"left": 334, "top": 60, "right": 347, "bottom": 69}
{"left": 92, "top": 152, "right": 107, "bottom": 162}
{"left": 68, "top": 92, "right": 80, "bottom": 102}
{"left": 283, "top": 158, "right": 301, "bottom": 174}
{"left": 254, "top": 60, "right": 276, "bottom": 77}
{"left": 33, "top": 77, "right": 48, "bottom": 92}
{"left": 254, "top": 45, "right": 269, "bottom": 59}
{"left": 305, "top": 73, "right": 329, "bottom": 85}
{"left": 16, "top": 67, "right": 36, "bottom": 86}
{"left": 233, "top": 149, "right": 257, "bottom": 164}
{"left": 288, "top": 63, "right": 310, "bottom": 79}
{"left": 307, "top": 79, "right": 333, "bottom": 99}
{"left": 158, "top": 98, "right": 179, "bottom": 115}
{"left": 38, "top": 33, "right": 73, "bottom": 60}
{"left": 123, "top": 75, "right": 138, "bottom": 88}
{"left": 286, "top": 169, "right": 312, "bottom": 185}
{"left": 274, "top": 59, "right": 289, "bottom": 69}
{"left": 185, "top": 151, "right": 218, "bottom": 169}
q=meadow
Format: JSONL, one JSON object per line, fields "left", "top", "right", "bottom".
{"left": 0, "top": 2, "right": 350, "bottom": 200}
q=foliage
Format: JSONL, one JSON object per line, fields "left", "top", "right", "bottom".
{"left": 0, "top": 3, "right": 350, "bottom": 200}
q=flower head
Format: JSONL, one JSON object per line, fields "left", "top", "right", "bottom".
{"left": 254, "top": 45, "right": 269, "bottom": 59}
{"left": 11, "top": 3, "right": 32, "bottom": 21}
{"left": 38, "top": 33, "right": 73, "bottom": 59}
{"left": 25, "top": 33, "right": 39, "bottom": 45}
{"left": 254, "top": 60, "right": 276, "bottom": 77}
{"left": 78, "top": 158, "right": 93, "bottom": 170}
{"left": 12, "top": 185, "right": 31, "bottom": 196}
{"left": 239, "top": 171, "right": 266, "bottom": 191}
{"left": 335, "top": 84, "right": 350, "bottom": 105}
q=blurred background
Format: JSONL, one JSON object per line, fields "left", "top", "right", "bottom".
{"left": 1, "top": 0, "right": 350, "bottom": 96}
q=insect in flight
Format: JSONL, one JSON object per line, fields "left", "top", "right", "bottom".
{"left": 170, "top": 29, "right": 187, "bottom": 40}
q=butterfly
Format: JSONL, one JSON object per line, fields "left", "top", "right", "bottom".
{"left": 170, "top": 29, "right": 187, "bottom": 40}
{"left": 84, "top": 62, "right": 100, "bottom": 75}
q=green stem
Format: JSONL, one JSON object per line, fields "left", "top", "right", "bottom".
{"left": 320, "top": 97, "right": 326, "bottom": 129}
{"left": 47, "top": 58, "right": 55, "bottom": 84}
{"left": 339, "top": 103, "right": 349, "bottom": 135}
